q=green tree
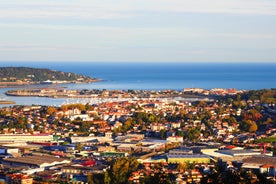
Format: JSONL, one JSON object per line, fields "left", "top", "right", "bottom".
{"left": 175, "top": 129, "right": 184, "bottom": 137}
{"left": 141, "top": 172, "right": 174, "bottom": 184}
{"left": 186, "top": 128, "right": 200, "bottom": 143}
{"left": 109, "top": 157, "right": 139, "bottom": 184}
{"left": 104, "top": 171, "right": 111, "bottom": 184}
{"left": 75, "top": 142, "right": 83, "bottom": 152}
{"left": 249, "top": 122, "right": 258, "bottom": 132}
{"left": 159, "top": 129, "right": 167, "bottom": 139}
{"left": 46, "top": 106, "right": 56, "bottom": 115}
{"left": 87, "top": 173, "right": 94, "bottom": 184}
{"left": 240, "top": 120, "right": 258, "bottom": 133}
{"left": 227, "top": 116, "right": 237, "bottom": 126}
{"left": 196, "top": 101, "right": 207, "bottom": 108}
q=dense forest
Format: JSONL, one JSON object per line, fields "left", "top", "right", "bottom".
{"left": 0, "top": 67, "right": 95, "bottom": 82}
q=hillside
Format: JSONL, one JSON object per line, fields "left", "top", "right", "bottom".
{"left": 0, "top": 67, "right": 97, "bottom": 84}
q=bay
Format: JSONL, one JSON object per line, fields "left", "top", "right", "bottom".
{"left": 0, "top": 62, "right": 275, "bottom": 106}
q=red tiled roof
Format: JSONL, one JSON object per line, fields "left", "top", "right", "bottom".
{"left": 225, "top": 145, "right": 236, "bottom": 149}
{"left": 260, "top": 164, "right": 271, "bottom": 168}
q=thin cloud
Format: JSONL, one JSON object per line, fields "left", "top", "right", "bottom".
{"left": 145, "top": 0, "right": 276, "bottom": 15}
{"left": 0, "top": 1, "right": 137, "bottom": 20}
{"left": 0, "top": 0, "right": 276, "bottom": 22}
{"left": 0, "top": 43, "right": 63, "bottom": 51}
{"left": 1, "top": 0, "right": 275, "bottom": 62}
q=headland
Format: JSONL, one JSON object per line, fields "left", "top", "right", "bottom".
{"left": 0, "top": 67, "right": 99, "bottom": 87}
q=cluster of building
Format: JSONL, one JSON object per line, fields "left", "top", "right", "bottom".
{"left": 6, "top": 87, "right": 244, "bottom": 99}
{"left": 0, "top": 92, "right": 275, "bottom": 183}
{"left": 183, "top": 88, "right": 245, "bottom": 96}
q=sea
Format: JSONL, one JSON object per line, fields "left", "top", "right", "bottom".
{"left": 0, "top": 62, "right": 275, "bottom": 106}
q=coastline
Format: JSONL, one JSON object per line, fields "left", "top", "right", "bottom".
{"left": 0, "top": 100, "right": 16, "bottom": 105}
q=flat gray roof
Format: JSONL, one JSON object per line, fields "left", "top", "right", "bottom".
{"left": 243, "top": 155, "right": 276, "bottom": 166}
{"left": 167, "top": 154, "right": 210, "bottom": 158}
{"left": 3, "top": 154, "right": 69, "bottom": 166}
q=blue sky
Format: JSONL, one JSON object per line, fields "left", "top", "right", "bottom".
{"left": 0, "top": 0, "right": 276, "bottom": 62}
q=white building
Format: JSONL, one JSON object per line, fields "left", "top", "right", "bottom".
{"left": 166, "top": 136, "right": 183, "bottom": 143}
{"left": 0, "top": 134, "right": 53, "bottom": 143}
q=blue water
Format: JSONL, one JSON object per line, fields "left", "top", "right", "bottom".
{"left": 0, "top": 62, "right": 275, "bottom": 106}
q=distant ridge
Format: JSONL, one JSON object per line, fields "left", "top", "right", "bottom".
{"left": 0, "top": 67, "right": 97, "bottom": 85}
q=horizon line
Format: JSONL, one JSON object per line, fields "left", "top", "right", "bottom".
{"left": 1, "top": 61, "right": 276, "bottom": 64}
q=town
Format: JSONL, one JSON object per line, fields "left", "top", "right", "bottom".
{"left": 5, "top": 87, "right": 244, "bottom": 99}
{"left": 0, "top": 88, "right": 275, "bottom": 183}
